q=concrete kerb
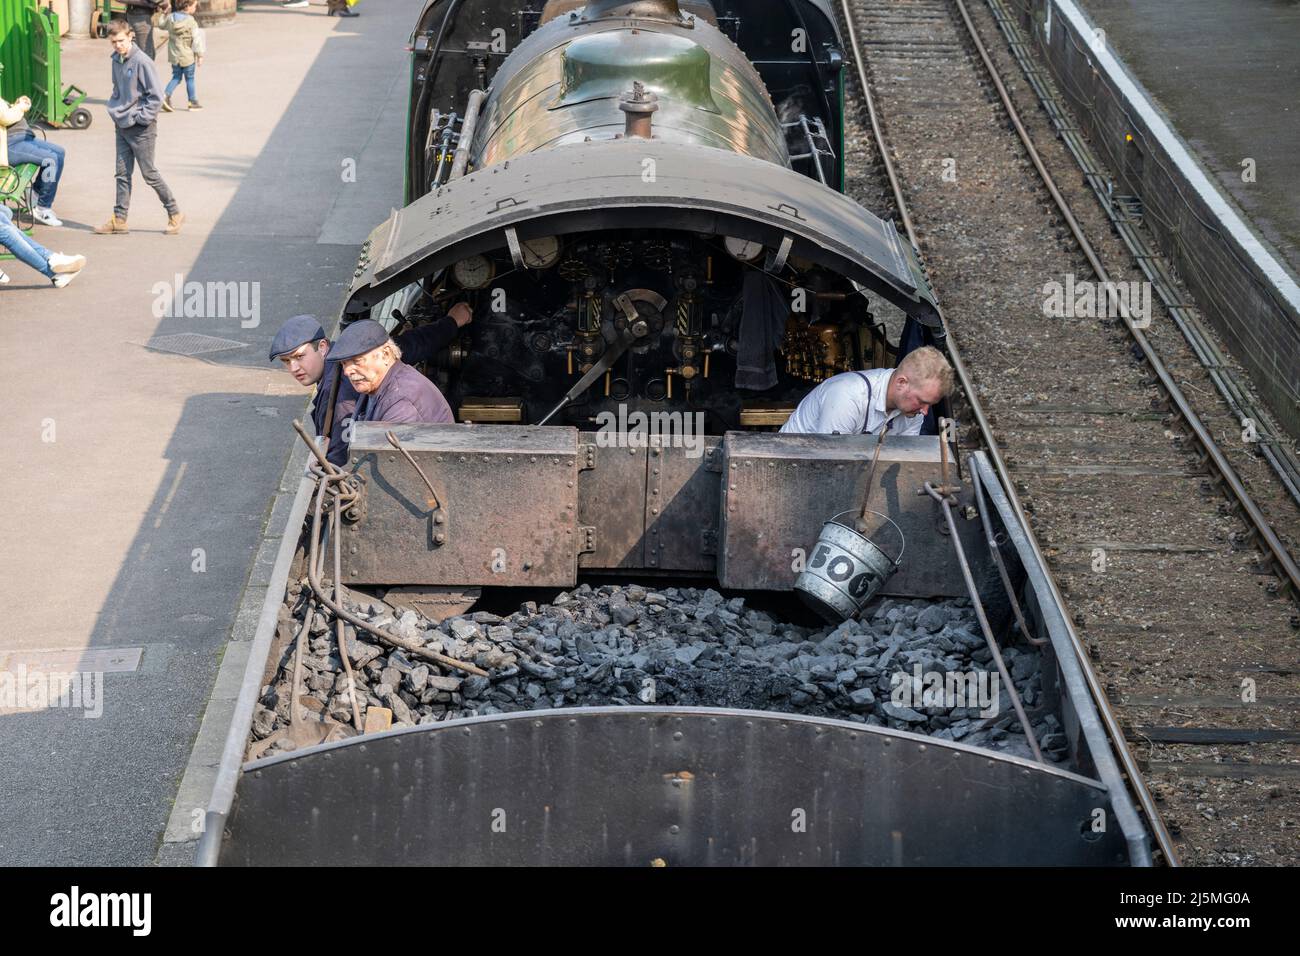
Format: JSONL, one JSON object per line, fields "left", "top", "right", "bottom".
{"left": 156, "top": 438, "right": 314, "bottom": 863}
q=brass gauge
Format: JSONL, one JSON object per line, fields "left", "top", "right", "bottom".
{"left": 521, "top": 236, "right": 561, "bottom": 269}
{"left": 453, "top": 254, "right": 495, "bottom": 289}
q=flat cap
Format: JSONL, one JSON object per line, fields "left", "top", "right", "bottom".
{"left": 268, "top": 314, "right": 327, "bottom": 360}
{"left": 330, "top": 319, "right": 392, "bottom": 362}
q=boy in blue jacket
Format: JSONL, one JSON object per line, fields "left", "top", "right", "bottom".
{"left": 93, "top": 20, "right": 185, "bottom": 236}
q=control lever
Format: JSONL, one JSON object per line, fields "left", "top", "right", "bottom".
{"left": 537, "top": 294, "right": 647, "bottom": 425}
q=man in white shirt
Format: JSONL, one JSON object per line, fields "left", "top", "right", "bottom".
{"left": 780, "top": 346, "right": 954, "bottom": 436}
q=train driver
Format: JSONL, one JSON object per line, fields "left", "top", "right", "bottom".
{"left": 780, "top": 346, "right": 954, "bottom": 437}
{"left": 331, "top": 319, "right": 455, "bottom": 427}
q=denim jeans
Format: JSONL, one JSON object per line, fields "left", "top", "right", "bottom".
{"left": 114, "top": 122, "right": 179, "bottom": 219}
{"left": 0, "top": 204, "right": 54, "bottom": 278}
{"left": 5, "top": 132, "right": 65, "bottom": 208}
{"left": 165, "top": 63, "right": 197, "bottom": 103}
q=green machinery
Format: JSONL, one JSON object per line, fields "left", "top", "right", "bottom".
{"left": 0, "top": 0, "right": 91, "bottom": 129}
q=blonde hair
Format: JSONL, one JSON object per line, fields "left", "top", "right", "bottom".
{"left": 896, "top": 345, "right": 955, "bottom": 395}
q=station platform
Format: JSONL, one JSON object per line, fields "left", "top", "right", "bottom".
{"left": 1077, "top": 0, "right": 1300, "bottom": 276}
{"left": 0, "top": 0, "right": 417, "bottom": 864}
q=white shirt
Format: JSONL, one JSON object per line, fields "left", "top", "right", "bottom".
{"left": 779, "top": 368, "right": 925, "bottom": 436}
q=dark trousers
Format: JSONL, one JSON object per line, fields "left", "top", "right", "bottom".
{"left": 114, "top": 122, "right": 179, "bottom": 219}
{"left": 126, "top": 10, "right": 156, "bottom": 59}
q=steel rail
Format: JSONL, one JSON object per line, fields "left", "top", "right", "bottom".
{"left": 951, "top": 0, "right": 1299, "bottom": 600}
{"left": 839, "top": 0, "right": 1181, "bottom": 864}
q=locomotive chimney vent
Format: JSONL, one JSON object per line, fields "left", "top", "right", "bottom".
{"left": 619, "top": 81, "right": 659, "bottom": 139}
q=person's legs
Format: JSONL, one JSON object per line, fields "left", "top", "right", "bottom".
{"left": 165, "top": 63, "right": 183, "bottom": 98}
{"left": 114, "top": 125, "right": 135, "bottom": 219}
{"left": 128, "top": 13, "right": 155, "bottom": 58}
{"left": 6, "top": 134, "right": 65, "bottom": 208}
{"left": 0, "top": 205, "right": 55, "bottom": 278}
{"left": 126, "top": 123, "right": 179, "bottom": 216}
{"left": 184, "top": 64, "right": 197, "bottom": 103}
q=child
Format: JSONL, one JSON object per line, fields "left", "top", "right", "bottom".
{"left": 152, "top": 0, "right": 205, "bottom": 112}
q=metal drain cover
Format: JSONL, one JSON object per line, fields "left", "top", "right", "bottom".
{"left": 143, "top": 333, "right": 248, "bottom": 356}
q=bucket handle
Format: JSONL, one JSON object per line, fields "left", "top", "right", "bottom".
{"left": 829, "top": 510, "right": 906, "bottom": 567}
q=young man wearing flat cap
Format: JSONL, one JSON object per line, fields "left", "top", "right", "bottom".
{"left": 269, "top": 315, "right": 358, "bottom": 467}
{"left": 331, "top": 319, "right": 454, "bottom": 427}
{"left": 269, "top": 304, "right": 471, "bottom": 466}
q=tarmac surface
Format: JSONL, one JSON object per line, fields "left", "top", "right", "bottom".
{"left": 1078, "top": 0, "right": 1300, "bottom": 276}
{"left": 0, "top": 0, "right": 415, "bottom": 865}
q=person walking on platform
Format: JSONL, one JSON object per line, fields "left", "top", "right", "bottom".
{"left": 153, "top": 0, "right": 206, "bottom": 112}
{"left": 123, "top": 0, "right": 161, "bottom": 58}
{"left": 94, "top": 20, "right": 185, "bottom": 236}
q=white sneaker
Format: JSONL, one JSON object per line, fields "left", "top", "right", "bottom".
{"left": 0, "top": 269, "right": 9, "bottom": 284}
{"left": 48, "top": 253, "right": 86, "bottom": 274}
{"left": 32, "top": 206, "right": 63, "bottom": 227}
{"left": 282, "top": 0, "right": 309, "bottom": 6}
{"left": 52, "top": 270, "right": 80, "bottom": 288}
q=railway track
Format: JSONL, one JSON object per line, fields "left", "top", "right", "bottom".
{"left": 838, "top": 0, "right": 1300, "bottom": 865}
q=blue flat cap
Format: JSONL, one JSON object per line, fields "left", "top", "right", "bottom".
{"left": 268, "top": 314, "right": 327, "bottom": 360}
{"left": 330, "top": 319, "right": 391, "bottom": 362}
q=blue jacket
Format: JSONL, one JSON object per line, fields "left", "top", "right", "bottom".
{"left": 353, "top": 362, "right": 453, "bottom": 426}
{"left": 107, "top": 45, "right": 163, "bottom": 128}
{"left": 312, "top": 363, "right": 360, "bottom": 467}
{"left": 311, "top": 318, "right": 459, "bottom": 466}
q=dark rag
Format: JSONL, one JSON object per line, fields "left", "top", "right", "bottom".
{"left": 734, "top": 270, "right": 789, "bottom": 390}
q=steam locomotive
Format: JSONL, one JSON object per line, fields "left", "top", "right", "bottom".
{"left": 198, "top": 0, "right": 1151, "bottom": 869}
{"left": 344, "top": 0, "right": 941, "bottom": 430}
{"left": 333, "top": 0, "right": 967, "bottom": 600}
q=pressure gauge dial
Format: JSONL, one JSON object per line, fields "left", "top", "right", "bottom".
{"left": 453, "top": 254, "right": 495, "bottom": 289}
{"left": 521, "top": 235, "right": 561, "bottom": 269}
{"left": 724, "top": 236, "right": 765, "bottom": 262}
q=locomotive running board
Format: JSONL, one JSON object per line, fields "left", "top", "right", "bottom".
{"left": 340, "top": 423, "right": 983, "bottom": 597}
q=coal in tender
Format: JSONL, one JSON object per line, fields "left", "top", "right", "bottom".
{"left": 256, "top": 583, "right": 1056, "bottom": 761}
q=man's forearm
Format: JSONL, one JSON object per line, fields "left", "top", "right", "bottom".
{"left": 394, "top": 314, "right": 460, "bottom": 366}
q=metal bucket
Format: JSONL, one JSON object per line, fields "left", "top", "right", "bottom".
{"left": 794, "top": 510, "right": 905, "bottom": 623}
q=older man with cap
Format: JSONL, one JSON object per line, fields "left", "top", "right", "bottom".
{"left": 332, "top": 319, "right": 455, "bottom": 427}
{"left": 269, "top": 304, "right": 471, "bottom": 465}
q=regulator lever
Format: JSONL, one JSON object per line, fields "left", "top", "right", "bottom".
{"left": 537, "top": 311, "right": 645, "bottom": 426}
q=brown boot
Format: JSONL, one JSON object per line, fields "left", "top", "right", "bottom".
{"left": 92, "top": 215, "right": 129, "bottom": 235}
{"left": 164, "top": 212, "right": 185, "bottom": 236}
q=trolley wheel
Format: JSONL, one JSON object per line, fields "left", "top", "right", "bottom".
{"left": 96, "top": 23, "right": 108, "bottom": 38}
{"left": 68, "top": 108, "right": 92, "bottom": 130}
